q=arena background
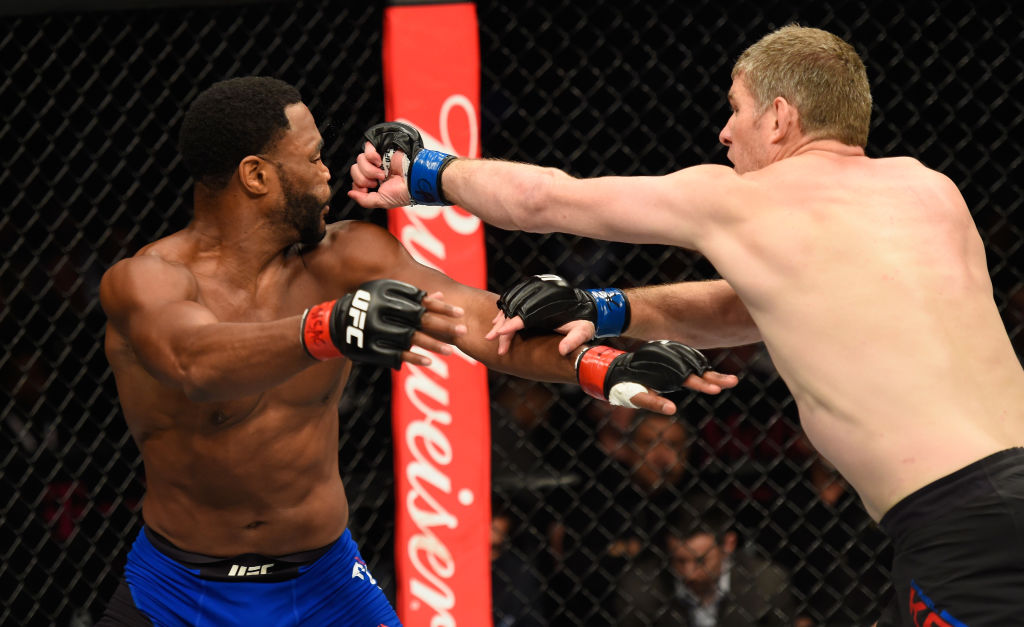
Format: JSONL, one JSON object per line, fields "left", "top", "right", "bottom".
{"left": 1, "top": 0, "right": 1021, "bottom": 625}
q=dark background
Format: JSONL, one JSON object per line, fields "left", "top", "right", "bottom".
{"left": 1, "top": 1, "right": 1021, "bottom": 625}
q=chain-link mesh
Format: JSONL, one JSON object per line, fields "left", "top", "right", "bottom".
{"left": 2, "top": 1, "right": 1021, "bottom": 625}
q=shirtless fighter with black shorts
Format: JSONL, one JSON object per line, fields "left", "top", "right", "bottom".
{"left": 351, "top": 26, "right": 1024, "bottom": 626}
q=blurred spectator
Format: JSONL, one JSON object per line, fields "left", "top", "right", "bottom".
{"left": 490, "top": 378, "right": 563, "bottom": 481}
{"left": 769, "top": 436, "right": 892, "bottom": 625}
{"left": 694, "top": 406, "right": 805, "bottom": 510}
{"left": 491, "top": 504, "right": 545, "bottom": 627}
{"left": 546, "top": 404, "right": 696, "bottom": 626}
{"left": 616, "top": 495, "right": 795, "bottom": 627}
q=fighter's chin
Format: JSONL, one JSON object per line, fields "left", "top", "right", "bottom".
{"left": 312, "top": 222, "right": 328, "bottom": 244}
{"left": 729, "top": 159, "right": 749, "bottom": 175}
{"left": 725, "top": 153, "right": 744, "bottom": 174}
{"left": 298, "top": 219, "right": 328, "bottom": 246}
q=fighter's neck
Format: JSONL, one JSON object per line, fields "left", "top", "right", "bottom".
{"left": 184, "top": 206, "right": 298, "bottom": 283}
{"left": 787, "top": 138, "right": 866, "bottom": 160}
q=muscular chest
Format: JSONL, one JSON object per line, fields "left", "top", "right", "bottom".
{"left": 193, "top": 269, "right": 310, "bottom": 322}
{"left": 188, "top": 263, "right": 350, "bottom": 420}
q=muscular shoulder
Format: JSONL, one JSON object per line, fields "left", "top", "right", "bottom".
{"left": 663, "top": 163, "right": 741, "bottom": 188}
{"left": 662, "top": 164, "right": 756, "bottom": 218}
{"left": 901, "top": 158, "right": 961, "bottom": 194}
{"left": 304, "top": 220, "right": 411, "bottom": 285}
{"left": 859, "top": 156, "right": 966, "bottom": 210}
{"left": 322, "top": 219, "right": 395, "bottom": 244}
{"left": 100, "top": 251, "right": 198, "bottom": 322}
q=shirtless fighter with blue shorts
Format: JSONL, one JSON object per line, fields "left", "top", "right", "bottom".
{"left": 95, "top": 76, "right": 735, "bottom": 626}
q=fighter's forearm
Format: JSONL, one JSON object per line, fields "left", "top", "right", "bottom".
{"left": 444, "top": 287, "right": 578, "bottom": 383}
{"left": 624, "top": 280, "right": 762, "bottom": 348}
{"left": 466, "top": 331, "right": 579, "bottom": 384}
{"left": 162, "top": 316, "right": 314, "bottom": 403}
{"left": 442, "top": 158, "right": 574, "bottom": 233}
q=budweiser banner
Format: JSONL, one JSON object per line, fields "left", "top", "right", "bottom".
{"left": 382, "top": 2, "right": 491, "bottom": 626}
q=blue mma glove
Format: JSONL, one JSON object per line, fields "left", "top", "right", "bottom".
{"left": 496, "top": 274, "right": 630, "bottom": 338}
{"left": 363, "top": 122, "right": 456, "bottom": 206}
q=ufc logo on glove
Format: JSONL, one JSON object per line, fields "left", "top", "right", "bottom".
{"left": 346, "top": 290, "right": 371, "bottom": 348}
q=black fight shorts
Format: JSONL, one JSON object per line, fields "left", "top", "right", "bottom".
{"left": 876, "top": 447, "right": 1024, "bottom": 627}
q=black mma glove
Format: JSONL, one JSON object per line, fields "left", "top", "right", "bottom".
{"left": 575, "top": 340, "right": 709, "bottom": 407}
{"left": 497, "top": 274, "right": 630, "bottom": 338}
{"left": 363, "top": 122, "right": 456, "bottom": 206}
{"left": 301, "top": 279, "right": 426, "bottom": 369}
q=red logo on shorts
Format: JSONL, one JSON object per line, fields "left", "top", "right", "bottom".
{"left": 908, "top": 580, "right": 965, "bottom": 627}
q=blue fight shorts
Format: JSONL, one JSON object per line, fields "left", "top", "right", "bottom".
{"left": 106, "top": 526, "right": 401, "bottom": 626}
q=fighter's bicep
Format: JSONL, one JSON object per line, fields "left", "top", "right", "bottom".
{"left": 100, "top": 256, "right": 217, "bottom": 384}
{"left": 128, "top": 301, "right": 223, "bottom": 386}
{"left": 645, "top": 165, "right": 743, "bottom": 246}
{"left": 555, "top": 164, "right": 740, "bottom": 249}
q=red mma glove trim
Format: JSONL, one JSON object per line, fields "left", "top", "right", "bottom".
{"left": 302, "top": 300, "right": 342, "bottom": 361}
{"left": 576, "top": 345, "right": 625, "bottom": 400}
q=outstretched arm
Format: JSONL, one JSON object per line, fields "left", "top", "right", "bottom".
{"left": 624, "top": 281, "right": 761, "bottom": 347}
{"left": 347, "top": 225, "right": 738, "bottom": 412}
{"left": 347, "top": 123, "right": 741, "bottom": 251}
{"left": 488, "top": 274, "right": 761, "bottom": 355}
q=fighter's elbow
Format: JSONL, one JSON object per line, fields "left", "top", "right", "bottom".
{"left": 172, "top": 347, "right": 227, "bottom": 403}
{"left": 182, "top": 383, "right": 217, "bottom": 404}
{"left": 179, "top": 363, "right": 219, "bottom": 403}
{"left": 512, "top": 167, "right": 573, "bottom": 233}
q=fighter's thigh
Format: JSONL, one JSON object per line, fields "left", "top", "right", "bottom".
{"left": 309, "top": 558, "right": 403, "bottom": 626}
{"left": 94, "top": 578, "right": 153, "bottom": 626}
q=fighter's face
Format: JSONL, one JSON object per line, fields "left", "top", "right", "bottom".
{"left": 279, "top": 167, "right": 330, "bottom": 245}
{"left": 718, "top": 74, "right": 773, "bottom": 174}
{"left": 267, "top": 103, "right": 332, "bottom": 245}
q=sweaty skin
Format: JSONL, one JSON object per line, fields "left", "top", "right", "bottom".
{"left": 350, "top": 75, "right": 1024, "bottom": 520}
{"left": 101, "top": 103, "right": 736, "bottom": 557}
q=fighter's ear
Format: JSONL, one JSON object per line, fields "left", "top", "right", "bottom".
{"left": 770, "top": 95, "right": 799, "bottom": 143}
{"left": 238, "top": 155, "right": 273, "bottom": 195}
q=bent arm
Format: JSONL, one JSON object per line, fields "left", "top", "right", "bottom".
{"left": 625, "top": 280, "right": 762, "bottom": 348}
{"left": 324, "top": 222, "right": 580, "bottom": 383}
{"left": 328, "top": 223, "right": 738, "bottom": 404}
{"left": 100, "top": 255, "right": 314, "bottom": 403}
{"left": 381, "top": 248, "right": 578, "bottom": 383}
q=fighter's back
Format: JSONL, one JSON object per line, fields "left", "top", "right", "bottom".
{"left": 706, "top": 152, "right": 1024, "bottom": 519}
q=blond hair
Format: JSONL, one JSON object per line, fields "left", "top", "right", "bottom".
{"left": 733, "top": 25, "right": 872, "bottom": 146}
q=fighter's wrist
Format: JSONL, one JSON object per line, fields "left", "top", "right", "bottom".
{"left": 585, "top": 288, "right": 631, "bottom": 337}
{"left": 408, "top": 149, "right": 457, "bottom": 206}
{"left": 575, "top": 344, "right": 625, "bottom": 400}
{"left": 301, "top": 300, "right": 343, "bottom": 361}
